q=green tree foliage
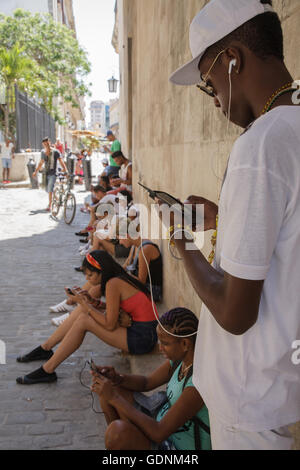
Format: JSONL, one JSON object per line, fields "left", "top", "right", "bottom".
{"left": 0, "top": 9, "right": 91, "bottom": 135}
{"left": 0, "top": 43, "right": 37, "bottom": 138}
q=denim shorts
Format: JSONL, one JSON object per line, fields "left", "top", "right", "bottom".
{"left": 46, "top": 174, "right": 56, "bottom": 193}
{"left": 2, "top": 158, "right": 12, "bottom": 169}
{"left": 127, "top": 320, "right": 157, "bottom": 354}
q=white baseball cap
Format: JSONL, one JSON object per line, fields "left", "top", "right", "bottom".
{"left": 170, "top": 0, "right": 274, "bottom": 86}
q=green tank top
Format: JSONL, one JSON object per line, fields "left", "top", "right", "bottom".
{"left": 156, "top": 362, "right": 211, "bottom": 450}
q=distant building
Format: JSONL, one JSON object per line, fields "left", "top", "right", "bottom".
{"left": 0, "top": 0, "right": 49, "bottom": 16}
{"left": 89, "top": 100, "right": 110, "bottom": 135}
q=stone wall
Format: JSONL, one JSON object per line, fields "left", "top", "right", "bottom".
{"left": 116, "top": 0, "right": 300, "bottom": 447}
{"left": 117, "top": 0, "right": 300, "bottom": 309}
{"left": 0, "top": 152, "right": 40, "bottom": 182}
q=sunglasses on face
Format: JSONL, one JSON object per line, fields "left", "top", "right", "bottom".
{"left": 196, "top": 49, "right": 226, "bottom": 97}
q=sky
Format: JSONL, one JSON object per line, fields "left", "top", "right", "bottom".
{"left": 72, "top": 0, "right": 119, "bottom": 121}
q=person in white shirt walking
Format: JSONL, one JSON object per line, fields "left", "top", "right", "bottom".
{"left": 168, "top": 0, "right": 300, "bottom": 450}
{"left": 0, "top": 138, "right": 15, "bottom": 183}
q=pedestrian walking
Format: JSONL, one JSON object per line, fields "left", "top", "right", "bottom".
{"left": 33, "top": 137, "right": 68, "bottom": 211}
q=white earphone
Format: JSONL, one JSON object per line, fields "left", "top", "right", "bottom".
{"left": 228, "top": 59, "right": 237, "bottom": 74}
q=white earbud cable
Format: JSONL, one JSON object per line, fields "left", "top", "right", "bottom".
{"left": 139, "top": 217, "right": 197, "bottom": 338}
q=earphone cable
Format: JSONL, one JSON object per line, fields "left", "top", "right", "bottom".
{"left": 139, "top": 217, "right": 197, "bottom": 338}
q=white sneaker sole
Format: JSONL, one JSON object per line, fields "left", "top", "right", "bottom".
{"left": 51, "top": 313, "right": 70, "bottom": 327}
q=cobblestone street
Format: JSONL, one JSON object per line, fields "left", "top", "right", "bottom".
{"left": 0, "top": 184, "right": 130, "bottom": 450}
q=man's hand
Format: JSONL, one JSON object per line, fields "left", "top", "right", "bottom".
{"left": 184, "top": 195, "right": 218, "bottom": 231}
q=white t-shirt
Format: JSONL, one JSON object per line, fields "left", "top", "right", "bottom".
{"left": 0, "top": 142, "right": 14, "bottom": 159}
{"left": 194, "top": 106, "right": 300, "bottom": 432}
{"left": 97, "top": 194, "right": 127, "bottom": 216}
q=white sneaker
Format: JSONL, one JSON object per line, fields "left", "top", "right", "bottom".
{"left": 49, "top": 299, "right": 75, "bottom": 314}
{"left": 80, "top": 246, "right": 90, "bottom": 256}
{"left": 51, "top": 312, "right": 70, "bottom": 327}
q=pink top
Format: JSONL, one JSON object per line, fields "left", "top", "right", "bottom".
{"left": 120, "top": 291, "right": 158, "bottom": 323}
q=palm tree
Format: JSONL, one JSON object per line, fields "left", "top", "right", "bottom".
{"left": 0, "top": 43, "right": 37, "bottom": 139}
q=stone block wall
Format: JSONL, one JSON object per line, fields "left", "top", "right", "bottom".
{"left": 116, "top": 0, "right": 300, "bottom": 447}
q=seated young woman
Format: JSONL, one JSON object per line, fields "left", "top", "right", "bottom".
{"left": 116, "top": 217, "right": 163, "bottom": 302}
{"left": 16, "top": 250, "right": 158, "bottom": 385}
{"left": 91, "top": 307, "right": 211, "bottom": 451}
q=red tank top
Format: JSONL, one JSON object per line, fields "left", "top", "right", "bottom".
{"left": 120, "top": 291, "right": 157, "bottom": 322}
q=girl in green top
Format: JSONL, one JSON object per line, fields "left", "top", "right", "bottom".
{"left": 91, "top": 307, "right": 211, "bottom": 450}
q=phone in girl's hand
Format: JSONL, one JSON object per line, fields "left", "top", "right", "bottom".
{"left": 66, "top": 287, "right": 75, "bottom": 296}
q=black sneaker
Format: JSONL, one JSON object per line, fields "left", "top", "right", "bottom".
{"left": 16, "top": 367, "right": 57, "bottom": 385}
{"left": 74, "top": 266, "right": 83, "bottom": 272}
{"left": 80, "top": 238, "right": 89, "bottom": 243}
{"left": 75, "top": 232, "right": 88, "bottom": 237}
{"left": 16, "top": 346, "right": 54, "bottom": 363}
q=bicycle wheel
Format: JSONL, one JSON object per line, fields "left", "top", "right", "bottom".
{"left": 53, "top": 186, "right": 61, "bottom": 204}
{"left": 51, "top": 199, "right": 61, "bottom": 218}
{"left": 64, "top": 192, "right": 76, "bottom": 225}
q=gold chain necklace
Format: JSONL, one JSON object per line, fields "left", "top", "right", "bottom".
{"left": 178, "top": 363, "right": 193, "bottom": 381}
{"left": 208, "top": 81, "right": 297, "bottom": 265}
{"left": 261, "top": 82, "right": 294, "bottom": 115}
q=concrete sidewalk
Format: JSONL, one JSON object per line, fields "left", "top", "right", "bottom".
{"left": 0, "top": 185, "right": 133, "bottom": 450}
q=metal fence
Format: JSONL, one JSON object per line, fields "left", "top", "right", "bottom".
{"left": 15, "top": 87, "right": 56, "bottom": 153}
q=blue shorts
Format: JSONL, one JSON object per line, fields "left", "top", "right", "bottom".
{"left": 127, "top": 320, "right": 157, "bottom": 354}
{"left": 46, "top": 174, "right": 56, "bottom": 193}
{"left": 2, "top": 158, "right": 12, "bottom": 169}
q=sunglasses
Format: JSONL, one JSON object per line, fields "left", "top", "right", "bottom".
{"left": 196, "top": 49, "right": 226, "bottom": 97}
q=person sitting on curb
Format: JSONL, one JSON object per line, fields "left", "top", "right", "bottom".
{"left": 117, "top": 217, "right": 163, "bottom": 302}
{"left": 106, "top": 151, "right": 132, "bottom": 195}
{"left": 91, "top": 307, "right": 211, "bottom": 451}
{"left": 50, "top": 212, "right": 139, "bottom": 327}
{"left": 16, "top": 250, "right": 159, "bottom": 385}
{"left": 74, "top": 185, "right": 107, "bottom": 239}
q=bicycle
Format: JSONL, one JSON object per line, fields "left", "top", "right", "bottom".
{"left": 51, "top": 173, "right": 77, "bottom": 225}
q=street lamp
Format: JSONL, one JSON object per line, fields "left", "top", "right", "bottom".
{"left": 108, "top": 76, "right": 118, "bottom": 93}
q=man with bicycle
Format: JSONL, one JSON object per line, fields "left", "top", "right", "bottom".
{"left": 33, "top": 137, "right": 68, "bottom": 211}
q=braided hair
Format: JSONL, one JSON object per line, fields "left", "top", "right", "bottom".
{"left": 160, "top": 308, "right": 198, "bottom": 345}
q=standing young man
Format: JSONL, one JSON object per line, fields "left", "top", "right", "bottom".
{"left": 33, "top": 137, "right": 68, "bottom": 211}
{"left": 0, "top": 138, "right": 15, "bottom": 184}
{"left": 168, "top": 0, "right": 300, "bottom": 450}
{"left": 103, "top": 130, "right": 121, "bottom": 177}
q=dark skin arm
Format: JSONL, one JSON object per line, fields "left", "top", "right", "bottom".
{"left": 92, "top": 362, "right": 204, "bottom": 443}
{"left": 170, "top": 196, "right": 264, "bottom": 335}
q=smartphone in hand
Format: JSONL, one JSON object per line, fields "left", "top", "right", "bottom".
{"left": 66, "top": 287, "right": 75, "bottom": 296}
